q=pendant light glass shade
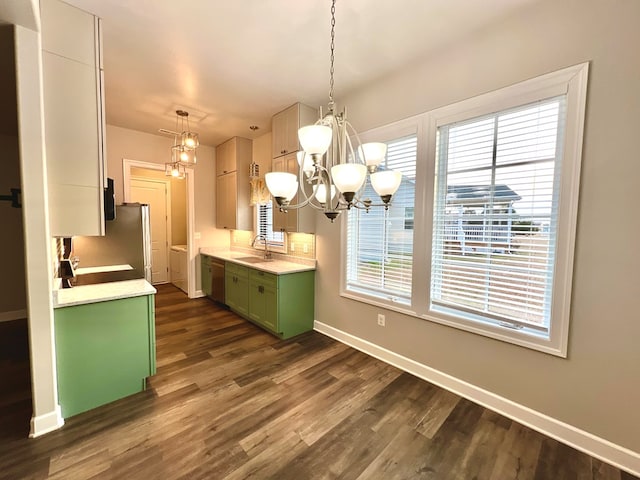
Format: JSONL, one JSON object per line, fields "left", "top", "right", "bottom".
{"left": 181, "top": 131, "right": 199, "bottom": 149}
{"left": 297, "top": 151, "right": 315, "bottom": 177}
{"left": 358, "top": 142, "right": 387, "bottom": 170}
{"left": 371, "top": 170, "right": 402, "bottom": 196}
{"left": 330, "top": 164, "right": 367, "bottom": 194}
{"left": 265, "top": 172, "right": 298, "bottom": 202}
{"left": 165, "top": 162, "right": 186, "bottom": 179}
{"left": 298, "top": 125, "right": 332, "bottom": 155}
{"left": 313, "top": 183, "right": 336, "bottom": 204}
{"left": 172, "top": 144, "right": 196, "bottom": 164}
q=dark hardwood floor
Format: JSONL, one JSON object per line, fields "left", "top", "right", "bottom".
{"left": 0, "top": 284, "right": 636, "bottom": 479}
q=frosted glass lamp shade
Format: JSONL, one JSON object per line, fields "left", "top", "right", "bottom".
{"left": 371, "top": 170, "right": 402, "bottom": 196}
{"left": 313, "top": 183, "right": 336, "bottom": 204}
{"left": 298, "top": 125, "right": 332, "bottom": 155}
{"left": 297, "top": 151, "right": 315, "bottom": 177}
{"left": 330, "top": 163, "right": 367, "bottom": 193}
{"left": 266, "top": 172, "right": 298, "bottom": 201}
{"left": 358, "top": 142, "right": 387, "bottom": 168}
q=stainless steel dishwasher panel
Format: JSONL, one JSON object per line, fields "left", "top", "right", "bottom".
{"left": 210, "top": 258, "right": 226, "bottom": 304}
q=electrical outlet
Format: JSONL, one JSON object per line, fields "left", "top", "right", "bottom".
{"left": 303, "top": 243, "right": 309, "bottom": 253}
{"left": 377, "top": 314, "right": 385, "bottom": 327}
{"left": 194, "top": 231, "right": 201, "bottom": 240}
{"left": 290, "top": 243, "right": 295, "bottom": 252}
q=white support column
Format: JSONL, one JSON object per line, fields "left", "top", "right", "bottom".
{"left": 14, "top": 24, "right": 64, "bottom": 437}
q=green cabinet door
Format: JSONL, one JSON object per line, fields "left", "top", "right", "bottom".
{"left": 248, "top": 276, "right": 278, "bottom": 333}
{"left": 201, "top": 255, "right": 212, "bottom": 296}
{"left": 54, "top": 295, "right": 155, "bottom": 418}
{"left": 225, "top": 262, "right": 249, "bottom": 316}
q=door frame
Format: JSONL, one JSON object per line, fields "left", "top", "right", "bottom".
{"left": 122, "top": 158, "right": 196, "bottom": 297}
{"left": 129, "top": 176, "right": 171, "bottom": 284}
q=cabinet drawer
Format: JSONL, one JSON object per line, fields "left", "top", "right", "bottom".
{"left": 249, "top": 268, "right": 278, "bottom": 289}
{"left": 226, "top": 261, "right": 249, "bottom": 278}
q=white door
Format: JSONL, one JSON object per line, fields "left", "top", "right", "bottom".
{"left": 130, "top": 178, "right": 169, "bottom": 284}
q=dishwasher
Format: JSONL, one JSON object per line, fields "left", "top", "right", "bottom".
{"left": 209, "top": 257, "right": 226, "bottom": 305}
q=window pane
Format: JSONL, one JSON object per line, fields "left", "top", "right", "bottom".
{"left": 432, "top": 96, "right": 565, "bottom": 332}
{"left": 256, "top": 202, "right": 284, "bottom": 245}
{"left": 346, "top": 134, "right": 417, "bottom": 304}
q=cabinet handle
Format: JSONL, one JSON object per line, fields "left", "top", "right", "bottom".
{"left": 258, "top": 285, "right": 264, "bottom": 294}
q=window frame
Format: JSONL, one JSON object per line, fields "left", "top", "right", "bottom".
{"left": 253, "top": 201, "right": 286, "bottom": 254}
{"left": 340, "top": 63, "right": 589, "bottom": 357}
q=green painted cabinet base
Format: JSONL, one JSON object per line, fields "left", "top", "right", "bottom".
{"left": 54, "top": 295, "right": 156, "bottom": 418}
{"left": 225, "top": 262, "right": 315, "bottom": 339}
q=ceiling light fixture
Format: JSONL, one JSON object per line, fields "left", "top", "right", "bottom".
{"left": 165, "top": 109, "right": 198, "bottom": 178}
{"left": 265, "top": 0, "right": 402, "bottom": 222}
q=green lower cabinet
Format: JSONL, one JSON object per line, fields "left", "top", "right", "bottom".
{"left": 54, "top": 294, "right": 156, "bottom": 418}
{"left": 201, "top": 255, "right": 212, "bottom": 297}
{"left": 227, "top": 263, "right": 314, "bottom": 339}
{"left": 225, "top": 263, "right": 249, "bottom": 317}
{"left": 248, "top": 275, "right": 278, "bottom": 332}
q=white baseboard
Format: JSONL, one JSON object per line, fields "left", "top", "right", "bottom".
{"left": 193, "top": 289, "right": 206, "bottom": 299}
{"left": 29, "top": 405, "right": 64, "bottom": 438}
{"left": 0, "top": 309, "right": 27, "bottom": 323}
{"left": 314, "top": 320, "right": 640, "bottom": 477}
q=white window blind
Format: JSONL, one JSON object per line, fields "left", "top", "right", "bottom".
{"left": 346, "top": 135, "right": 417, "bottom": 304}
{"left": 431, "top": 96, "right": 566, "bottom": 333}
{"left": 256, "top": 202, "right": 284, "bottom": 246}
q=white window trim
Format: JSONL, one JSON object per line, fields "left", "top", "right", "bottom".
{"left": 340, "top": 63, "right": 589, "bottom": 357}
{"left": 253, "top": 202, "right": 287, "bottom": 254}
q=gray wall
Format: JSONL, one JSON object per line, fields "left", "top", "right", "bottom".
{"left": 315, "top": 0, "right": 640, "bottom": 453}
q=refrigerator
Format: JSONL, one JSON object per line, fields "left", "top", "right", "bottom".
{"left": 72, "top": 203, "right": 152, "bottom": 282}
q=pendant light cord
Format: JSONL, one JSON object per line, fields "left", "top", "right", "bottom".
{"left": 328, "top": 0, "right": 336, "bottom": 113}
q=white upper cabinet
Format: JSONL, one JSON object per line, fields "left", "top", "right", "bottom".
{"left": 41, "top": 0, "right": 106, "bottom": 237}
{"left": 271, "top": 103, "right": 317, "bottom": 159}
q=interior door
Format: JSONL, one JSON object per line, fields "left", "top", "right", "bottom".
{"left": 130, "top": 178, "right": 169, "bottom": 284}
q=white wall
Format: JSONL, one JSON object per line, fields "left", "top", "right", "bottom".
{"left": 316, "top": 0, "right": 640, "bottom": 458}
{"left": 106, "top": 124, "right": 228, "bottom": 250}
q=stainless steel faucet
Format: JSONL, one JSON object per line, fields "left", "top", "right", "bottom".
{"left": 251, "top": 234, "right": 272, "bottom": 259}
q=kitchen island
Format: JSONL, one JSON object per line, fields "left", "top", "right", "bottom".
{"left": 52, "top": 274, "right": 156, "bottom": 418}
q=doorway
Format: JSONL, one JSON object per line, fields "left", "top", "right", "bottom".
{"left": 130, "top": 177, "right": 170, "bottom": 284}
{"left": 123, "top": 159, "right": 196, "bottom": 296}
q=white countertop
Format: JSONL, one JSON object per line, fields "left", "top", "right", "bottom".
{"left": 75, "top": 264, "right": 133, "bottom": 275}
{"left": 199, "top": 248, "right": 316, "bottom": 275}
{"left": 53, "top": 279, "right": 157, "bottom": 308}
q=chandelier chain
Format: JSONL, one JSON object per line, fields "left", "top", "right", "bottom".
{"left": 328, "top": 0, "right": 336, "bottom": 111}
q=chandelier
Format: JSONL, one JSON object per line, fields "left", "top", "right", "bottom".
{"left": 265, "top": 0, "right": 402, "bottom": 222}
{"left": 165, "top": 109, "right": 199, "bottom": 179}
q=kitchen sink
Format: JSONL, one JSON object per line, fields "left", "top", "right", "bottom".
{"left": 233, "top": 256, "right": 274, "bottom": 264}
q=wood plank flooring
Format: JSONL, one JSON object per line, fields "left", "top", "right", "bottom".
{"left": 0, "top": 284, "right": 637, "bottom": 479}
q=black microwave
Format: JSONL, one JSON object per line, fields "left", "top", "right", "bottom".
{"left": 104, "top": 178, "right": 115, "bottom": 220}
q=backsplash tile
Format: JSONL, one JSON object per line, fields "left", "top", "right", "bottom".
{"left": 229, "top": 230, "right": 315, "bottom": 260}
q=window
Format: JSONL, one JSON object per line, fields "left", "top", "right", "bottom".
{"left": 255, "top": 202, "right": 285, "bottom": 249}
{"left": 342, "top": 64, "right": 588, "bottom": 356}
{"left": 431, "top": 97, "right": 563, "bottom": 333}
{"left": 346, "top": 134, "right": 417, "bottom": 305}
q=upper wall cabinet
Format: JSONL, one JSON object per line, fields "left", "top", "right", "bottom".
{"left": 41, "top": 0, "right": 107, "bottom": 237}
{"left": 215, "top": 137, "right": 252, "bottom": 230}
{"left": 271, "top": 103, "right": 317, "bottom": 159}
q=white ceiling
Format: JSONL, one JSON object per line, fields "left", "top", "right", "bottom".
{"left": 62, "top": 0, "right": 539, "bottom": 147}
